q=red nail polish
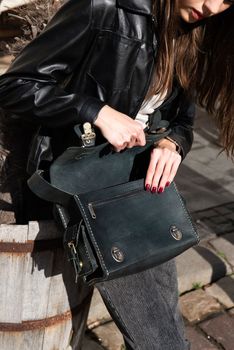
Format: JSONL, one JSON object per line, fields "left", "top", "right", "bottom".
{"left": 158, "top": 187, "right": 164, "bottom": 194}
{"left": 151, "top": 187, "right": 157, "bottom": 193}
{"left": 166, "top": 181, "right": 171, "bottom": 187}
{"left": 145, "top": 184, "right": 150, "bottom": 191}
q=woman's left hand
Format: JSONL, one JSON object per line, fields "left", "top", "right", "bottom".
{"left": 145, "top": 138, "right": 182, "bottom": 193}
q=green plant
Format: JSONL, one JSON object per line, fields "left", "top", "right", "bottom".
{"left": 192, "top": 282, "right": 203, "bottom": 290}
{"left": 217, "top": 251, "right": 227, "bottom": 260}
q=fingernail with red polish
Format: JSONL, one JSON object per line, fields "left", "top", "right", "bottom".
{"left": 151, "top": 187, "right": 157, "bottom": 193}
{"left": 166, "top": 181, "right": 171, "bottom": 187}
{"left": 145, "top": 184, "right": 151, "bottom": 191}
{"left": 158, "top": 187, "right": 164, "bottom": 194}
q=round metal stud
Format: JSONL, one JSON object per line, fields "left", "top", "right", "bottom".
{"left": 170, "top": 225, "right": 183, "bottom": 241}
{"left": 111, "top": 246, "right": 124, "bottom": 263}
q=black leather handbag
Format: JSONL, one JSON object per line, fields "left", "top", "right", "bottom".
{"left": 28, "top": 129, "right": 199, "bottom": 285}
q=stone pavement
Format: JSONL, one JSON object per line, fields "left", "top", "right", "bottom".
{"left": 83, "top": 108, "right": 234, "bottom": 350}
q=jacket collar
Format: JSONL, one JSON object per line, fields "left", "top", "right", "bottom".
{"left": 116, "top": 0, "right": 152, "bottom": 16}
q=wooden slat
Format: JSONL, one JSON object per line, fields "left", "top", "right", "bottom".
{"left": 21, "top": 251, "right": 53, "bottom": 321}
{"left": 0, "top": 253, "right": 26, "bottom": 323}
{"left": 42, "top": 319, "right": 73, "bottom": 350}
{"left": 45, "top": 248, "right": 71, "bottom": 317}
{"left": 0, "top": 330, "right": 44, "bottom": 350}
{"left": 17, "top": 330, "right": 44, "bottom": 350}
{"left": 0, "top": 224, "right": 28, "bottom": 243}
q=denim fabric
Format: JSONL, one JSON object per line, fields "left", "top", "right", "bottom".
{"left": 96, "top": 259, "right": 190, "bottom": 350}
{"left": 66, "top": 259, "right": 190, "bottom": 349}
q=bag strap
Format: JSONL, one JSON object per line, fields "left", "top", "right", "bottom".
{"left": 28, "top": 130, "right": 171, "bottom": 207}
{"left": 27, "top": 170, "right": 72, "bottom": 207}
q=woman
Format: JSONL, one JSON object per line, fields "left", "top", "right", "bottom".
{"left": 0, "top": 1, "right": 233, "bottom": 349}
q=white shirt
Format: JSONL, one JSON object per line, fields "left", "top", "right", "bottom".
{"left": 135, "top": 91, "right": 167, "bottom": 128}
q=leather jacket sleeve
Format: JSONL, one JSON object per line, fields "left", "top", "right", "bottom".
{"left": 0, "top": 0, "right": 105, "bottom": 128}
{"left": 167, "top": 93, "right": 195, "bottom": 159}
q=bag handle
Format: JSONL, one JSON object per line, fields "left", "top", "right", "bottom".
{"left": 27, "top": 170, "right": 73, "bottom": 206}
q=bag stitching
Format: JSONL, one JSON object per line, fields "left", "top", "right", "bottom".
{"left": 172, "top": 182, "right": 200, "bottom": 243}
{"left": 57, "top": 206, "right": 67, "bottom": 228}
{"left": 79, "top": 223, "right": 94, "bottom": 266}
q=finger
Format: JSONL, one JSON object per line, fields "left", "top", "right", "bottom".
{"left": 151, "top": 156, "right": 167, "bottom": 192}
{"left": 126, "top": 136, "right": 137, "bottom": 149}
{"left": 113, "top": 141, "right": 128, "bottom": 152}
{"left": 136, "top": 129, "right": 146, "bottom": 146}
{"left": 157, "top": 158, "right": 174, "bottom": 193}
{"left": 165, "top": 156, "right": 182, "bottom": 185}
{"left": 151, "top": 149, "right": 181, "bottom": 193}
{"left": 145, "top": 149, "right": 161, "bottom": 192}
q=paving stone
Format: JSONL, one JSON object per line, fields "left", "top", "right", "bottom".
{"left": 202, "top": 219, "right": 234, "bottom": 235}
{"left": 179, "top": 290, "right": 222, "bottom": 323}
{"left": 92, "top": 321, "right": 124, "bottom": 350}
{"left": 87, "top": 288, "right": 112, "bottom": 328}
{"left": 226, "top": 203, "right": 234, "bottom": 210}
{"left": 228, "top": 308, "right": 234, "bottom": 317}
{"left": 209, "top": 215, "right": 229, "bottom": 225}
{"left": 194, "top": 209, "right": 217, "bottom": 220}
{"left": 226, "top": 213, "right": 234, "bottom": 221}
{"left": 177, "top": 111, "right": 234, "bottom": 215}
{"left": 191, "top": 131, "right": 210, "bottom": 147}
{"left": 210, "top": 233, "right": 234, "bottom": 268}
{"left": 215, "top": 206, "right": 233, "bottom": 215}
{"left": 185, "top": 326, "right": 218, "bottom": 350}
{"left": 194, "top": 220, "right": 217, "bottom": 242}
{"left": 82, "top": 336, "right": 105, "bottom": 350}
{"left": 205, "top": 275, "right": 234, "bottom": 308}
{"left": 176, "top": 247, "right": 230, "bottom": 294}
{"left": 176, "top": 169, "right": 234, "bottom": 214}
{"left": 200, "top": 313, "right": 234, "bottom": 350}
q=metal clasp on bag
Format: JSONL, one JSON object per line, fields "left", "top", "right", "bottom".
{"left": 67, "top": 241, "right": 84, "bottom": 283}
{"left": 81, "top": 122, "right": 96, "bottom": 147}
{"left": 170, "top": 225, "right": 183, "bottom": 240}
{"left": 111, "top": 246, "right": 125, "bottom": 262}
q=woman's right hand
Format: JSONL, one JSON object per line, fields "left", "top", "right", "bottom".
{"left": 94, "top": 105, "right": 146, "bottom": 152}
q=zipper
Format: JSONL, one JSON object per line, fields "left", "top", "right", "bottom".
{"left": 88, "top": 203, "right": 97, "bottom": 219}
{"left": 87, "top": 187, "right": 143, "bottom": 220}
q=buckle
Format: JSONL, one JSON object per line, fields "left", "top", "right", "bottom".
{"left": 81, "top": 122, "right": 96, "bottom": 147}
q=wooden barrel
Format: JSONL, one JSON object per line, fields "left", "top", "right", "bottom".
{"left": 0, "top": 220, "right": 92, "bottom": 350}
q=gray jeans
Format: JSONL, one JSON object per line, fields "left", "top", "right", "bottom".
{"left": 74, "top": 259, "right": 190, "bottom": 350}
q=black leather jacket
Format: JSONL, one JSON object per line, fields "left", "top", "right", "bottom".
{"left": 0, "top": 0, "right": 194, "bottom": 160}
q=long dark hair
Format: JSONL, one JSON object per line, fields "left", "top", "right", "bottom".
{"left": 150, "top": 0, "right": 234, "bottom": 157}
